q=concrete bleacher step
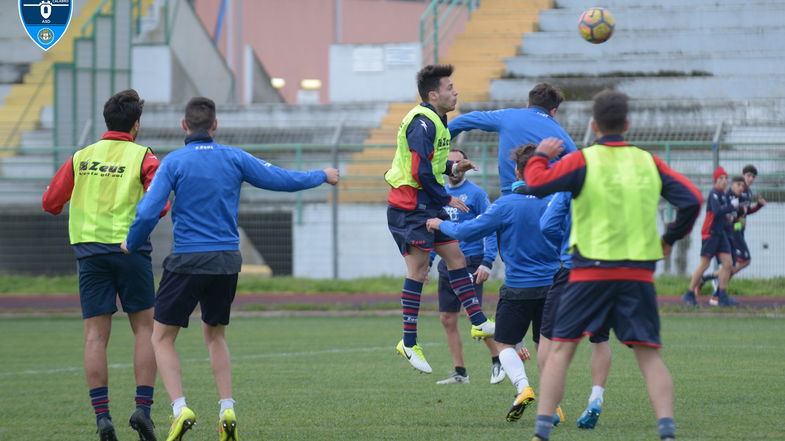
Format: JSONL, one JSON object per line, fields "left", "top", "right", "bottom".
{"left": 491, "top": 75, "right": 785, "bottom": 102}
{"left": 504, "top": 51, "right": 785, "bottom": 77}
{"left": 555, "top": 0, "right": 784, "bottom": 10}
{"left": 518, "top": 28, "right": 785, "bottom": 56}
{"left": 538, "top": 5, "right": 785, "bottom": 32}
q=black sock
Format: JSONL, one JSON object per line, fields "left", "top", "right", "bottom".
{"left": 455, "top": 366, "right": 467, "bottom": 376}
{"left": 658, "top": 417, "right": 676, "bottom": 439}
{"left": 491, "top": 356, "right": 500, "bottom": 364}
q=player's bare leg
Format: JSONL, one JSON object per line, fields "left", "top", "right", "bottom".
{"left": 84, "top": 313, "right": 112, "bottom": 390}
{"left": 127, "top": 309, "right": 157, "bottom": 440}
{"left": 533, "top": 340, "right": 579, "bottom": 439}
{"left": 634, "top": 345, "right": 676, "bottom": 439}
{"left": 150, "top": 322, "right": 183, "bottom": 402}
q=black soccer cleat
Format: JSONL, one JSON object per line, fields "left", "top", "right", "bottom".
{"left": 97, "top": 416, "right": 119, "bottom": 441}
{"left": 129, "top": 407, "right": 158, "bottom": 441}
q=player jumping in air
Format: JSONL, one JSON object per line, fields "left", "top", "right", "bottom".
{"left": 386, "top": 64, "right": 495, "bottom": 374}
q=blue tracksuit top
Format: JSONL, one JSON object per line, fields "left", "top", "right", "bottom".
{"left": 125, "top": 132, "right": 327, "bottom": 253}
{"left": 448, "top": 107, "right": 577, "bottom": 194}
{"left": 540, "top": 191, "right": 572, "bottom": 269}
{"left": 442, "top": 179, "right": 498, "bottom": 265}
{"left": 439, "top": 186, "right": 559, "bottom": 288}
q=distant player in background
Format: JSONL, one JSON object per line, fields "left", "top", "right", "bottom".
{"left": 524, "top": 90, "right": 702, "bottom": 441}
{"left": 448, "top": 83, "right": 577, "bottom": 195}
{"left": 700, "top": 165, "right": 766, "bottom": 302}
{"left": 432, "top": 149, "right": 502, "bottom": 385}
{"left": 683, "top": 166, "right": 738, "bottom": 307}
{"left": 427, "top": 144, "right": 559, "bottom": 423}
{"left": 538, "top": 190, "right": 612, "bottom": 429}
{"left": 385, "top": 64, "right": 495, "bottom": 375}
{"left": 122, "top": 97, "right": 339, "bottom": 441}
{"left": 42, "top": 89, "right": 164, "bottom": 441}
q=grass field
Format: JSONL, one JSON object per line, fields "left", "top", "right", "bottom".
{"left": 1, "top": 274, "right": 784, "bottom": 296}
{"left": 1, "top": 314, "right": 784, "bottom": 440}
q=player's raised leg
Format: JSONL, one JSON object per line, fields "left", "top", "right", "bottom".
{"left": 396, "top": 246, "right": 431, "bottom": 373}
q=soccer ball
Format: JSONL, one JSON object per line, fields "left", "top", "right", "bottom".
{"left": 578, "top": 8, "right": 615, "bottom": 44}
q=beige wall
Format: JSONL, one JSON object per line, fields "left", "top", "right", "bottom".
{"left": 193, "top": 0, "right": 466, "bottom": 104}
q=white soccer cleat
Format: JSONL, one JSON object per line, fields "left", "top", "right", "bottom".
{"left": 436, "top": 372, "right": 470, "bottom": 384}
{"left": 490, "top": 362, "right": 506, "bottom": 384}
{"left": 395, "top": 340, "right": 432, "bottom": 374}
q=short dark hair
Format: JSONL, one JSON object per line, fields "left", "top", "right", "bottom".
{"left": 450, "top": 149, "right": 468, "bottom": 160}
{"left": 103, "top": 89, "right": 144, "bottom": 132}
{"left": 732, "top": 176, "right": 746, "bottom": 184}
{"left": 528, "top": 83, "right": 564, "bottom": 111}
{"left": 742, "top": 164, "right": 758, "bottom": 176}
{"left": 417, "top": 64, "right": 453, "bottom": 102}
{"left": 512, "top": 143, "right": 538, "bottom": 174}
{"left": 593, "top": 89, "right": 628, "bottom": 134}
{"left": 184, "top": 97, "right": 216, "bottom": 132}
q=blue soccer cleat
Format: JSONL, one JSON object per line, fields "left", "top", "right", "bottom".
{"left": 576, "top": 398, "right": 602, "bottom": 429}
{"left": 681, "top": 290, "right": 698, "bottom": 307}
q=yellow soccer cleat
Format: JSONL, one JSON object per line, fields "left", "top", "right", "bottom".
{"left": 395, "top": 340, "right": 432, "bottom": 373}
{"left": 219, "top": 408, "right": 238, "bottom": 441}
{"left": 166, "top": 407, "right": 196, "bottom": 441}
{"left": 470, "top": 319, "right": 495, "bottom": 340}
{"left": 554, "top": 406, "right": 566, "bottom": 426}
{"left": 506, "top": 386, "right": 536, "bottom": 422}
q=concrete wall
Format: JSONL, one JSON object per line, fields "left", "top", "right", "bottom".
{"left": 292, "top": 203, "right": 785, "bottom": 279}
{"left": 192, "top": 0, "right": 467, "bottom": 104}
{"left": 329, "top": 42, "right": 421, "bottom": 103}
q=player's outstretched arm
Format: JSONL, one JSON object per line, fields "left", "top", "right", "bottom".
{"left": 448, "top": 110, "right": 504, "bottom": 138}
{"left": 125, "top": 161, "right": 175, "bottom": 252}
{"left": 241, "top": 151, "right": 329, "bottom": 192}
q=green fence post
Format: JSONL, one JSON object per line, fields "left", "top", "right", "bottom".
{"left": 481, "top": 143, "right": 488, "bottom": 191}
{"left": 432, "top": 5, "right": 439, "bottom": 64}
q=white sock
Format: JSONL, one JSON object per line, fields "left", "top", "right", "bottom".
{"left": 499, "top": 347, "right": 529, "bottom": 393}
{"left": 172, "top": 397, "right": 187, "bottom": 419}
{"left": 219, "top": 398, "right": 235, "bottom": 418}
{"left": 589, "top": 385, "right": 605, "bottom": 404}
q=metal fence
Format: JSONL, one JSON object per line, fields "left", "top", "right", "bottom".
{"left": 0, "top": 140, "right": 783, "bottom": 279}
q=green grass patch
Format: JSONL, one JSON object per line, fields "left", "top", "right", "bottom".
{"left": 2, "top": 274, "right": 784, "bottom": 296}
{"left": 0, "top": 315, "right": 783, "bottom": 440}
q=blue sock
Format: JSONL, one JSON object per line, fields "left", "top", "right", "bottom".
{"left": 534, "top": 414, "right": 553, "bottom": 440}
{"left": 658, "top": 417, "right": 676, "bottom": 439}
{"left": 448, "top": 268, "right": 487, "bottom": 325}
{"left": 89, "top": 387, "right": 110, "bottom": 424}
{"left": 135, "top": 385, "right": 154, "bottom": 418}
{"left": 401, "top": 278, "right": 423, "bottom": 347}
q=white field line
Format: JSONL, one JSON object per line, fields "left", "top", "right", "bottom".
{"left": 0, "top": 343, "right": 441, "bottom": 378}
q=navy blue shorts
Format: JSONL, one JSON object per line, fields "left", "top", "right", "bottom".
{"left": 494, "top": 297, "right": 545, "bottom": 346}
{"left": 437, "top": 254, "right": 484, "bottom": 312}
{"left": 701, "top": 234, "right": 731, "bottom": 258}
{"left": 154, "top": 270, "right": 238, "bottom": 328}
{"left": 541, "top": 267, "right": 609, "bottom": 343}
{"left": 78, "top": 252, "right": 155, "bottom": 319}
{"left": 387, "top": 206, "right": 456, "bottom": 255}
{"left": 552, "top": 280, "right": 661, "bottom": 348}
{"left": 730, "top": 232, "right": 750, "bottom": 262}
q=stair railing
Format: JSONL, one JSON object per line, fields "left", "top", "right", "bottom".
{"left": 420, "top": 0, "right": 479, "bottom": 65}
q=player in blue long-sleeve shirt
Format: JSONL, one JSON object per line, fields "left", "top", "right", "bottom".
{"left": 449, "top": 83, "right": 577, "bottom": 194}
{"left": 431, "top": 150, "right": 502, "bottom": 385}
{"left": 122, "top": 97, "right": 339, "bottom": 440}
{"left": 428, "top": 144, "right": 559, "bottom": 423}
{"left": 538, "top": 191, "right": 612, "bottom": 429}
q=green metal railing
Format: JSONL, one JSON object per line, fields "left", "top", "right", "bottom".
{"left": 420, "top": 0, "right": 480, "bottom": 65}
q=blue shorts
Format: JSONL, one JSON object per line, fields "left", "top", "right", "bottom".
{"left": 78, "top": 252, "right": 155, "bottom": 319}
{"left": 730, "top": 231, "right": 750, "bottom": 262}
{"left": 387, "top": 206, "right": 456, "bottom": 255}
{"left": 552, "top": 280, "right": 661, "bottom": 348}
{"left": 437, "top": 254, "right": 484, "bottom": 312}
{"left": 701, "top": 234, "right": 731, "bottom": 258}
{"left": 154, "top": 270, "right": 238, "bottom": 328}
{"left": 494, "top": 297, "right": 545, "bottom": 346}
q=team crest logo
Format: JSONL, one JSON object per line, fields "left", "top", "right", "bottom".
{"left": 19, "top": 0, "right": 72, "bottom": 51}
